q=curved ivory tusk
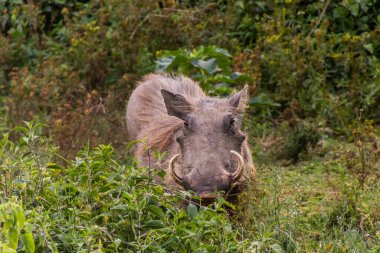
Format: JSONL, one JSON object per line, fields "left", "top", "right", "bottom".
{"left": 169, "top": 154, "right": 183, "bottom": 184}
{"left": 230, "top": 150, "right": 245, "bottom": 181}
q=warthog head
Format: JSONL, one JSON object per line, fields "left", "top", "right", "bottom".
{"left": 161, "top": 86, "right": 248, "bottom": 200}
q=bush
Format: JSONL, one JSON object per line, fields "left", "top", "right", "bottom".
{"left": 0, "top": 202, "right": 35, "bottom": 253}
{"left": 156, "top": 45, "right": 254, "bottom": 95}
{"left": 2, "top": 1, "right": 243, "bottom": 157}
{"left": 234, "top": 0, "right": 380, "bottom": 134}
{"left": 1, "top": 121, "right": 281, "bottom": 252}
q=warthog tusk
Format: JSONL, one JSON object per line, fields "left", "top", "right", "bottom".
{"left": 230, "top": 150, "right": 245, "bottom": 181}
{"left": 169, "top": 154, "right": 183, "bottom": 184}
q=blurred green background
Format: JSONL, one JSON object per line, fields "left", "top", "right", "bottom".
{"left": 1, "top": 0, "right": 379, "bottom": 158}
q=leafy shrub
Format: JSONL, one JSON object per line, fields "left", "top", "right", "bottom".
{"left": 2, "top": 1, "right": 242, "bottom": 157}
{"left": 344, "top": 110, "right": 380, "bottom": 190}
{"left": 2, "top": 0, "right": 379, "bottom": 158}
{"left": 1, "top": 121, "right": 281, "bottom": 252}
{"left": 283, "top": 120, "right": 322, "bottom": 162}
{"left": 330, "top": 109, "right": 380, "bottom": 232}
{"left": 0, "top": 202, "right": 35, "bottom": 253}
{"left": 156, "top": 45, "right": 254, "bottom": 95}
{"left": 234, "top": 0, "right": 380, "bottom": 134}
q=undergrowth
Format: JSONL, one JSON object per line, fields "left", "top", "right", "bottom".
{"left": 1, "top": 119, "right": 379, "bottom": 252}
{"left": 0, "top": 121, "right": 278, "bottom": 252}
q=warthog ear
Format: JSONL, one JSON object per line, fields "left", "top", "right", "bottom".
{"left": 161, "top": 89, "right": 192, "bottom": 120}
{"left": 228, "top": 85, "right": 248, "bottom": 114}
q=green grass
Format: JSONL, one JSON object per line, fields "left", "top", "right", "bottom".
{"left": 244, "top": 158, "right": 380, "bottom": 252}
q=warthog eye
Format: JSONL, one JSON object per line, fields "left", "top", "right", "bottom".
{"left": 183, "top": 115, "right": 193, "bottom": 130}
{"left": 224, "top": 114, "right": 236, "bottom": 132}
{"left": 176, "top": 135, "right": 183, "bottom": 143}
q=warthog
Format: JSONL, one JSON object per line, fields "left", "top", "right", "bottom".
{"left": 126, "top": 74, "right": 256, "bottom": 201}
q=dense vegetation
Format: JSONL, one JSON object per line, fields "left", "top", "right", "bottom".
{"left": 0, "top": 0, "right": 379, "bottom": 252}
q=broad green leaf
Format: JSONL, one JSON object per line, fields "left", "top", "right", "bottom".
{"left": 177, "top": 210, "right": 188, "bottom": 220}
{"left": 160, "top": 237, "right": 177, "bottom": 248}
{"left": 231, "top": 72, "right": 254, "bottom": 83}
{"left": 270, "top": 243, "right": 284, "bottom": 253}
{"left": 15, "top": 206, "right": 25, "bottom": 230}
{"left": 203, "top": 46, "right": 231, "bottom": 58}
{"left": 111, "top": 204, "right": 128, "bottom": 211}
{"left": 235, "top": 0, "right": 244, "bottom": 10}
{"left": 147, "top": 205, "right": 165, "bottom": 220}
{"left": 114, "top": 239, "right": 121, "bottom": 249}
{"left": 47, "top": 163, "right": 64, "bottom": 170}
{"left": 348, "top": 3, "right": 360, "bottom": 16}
{"left": 20, "top": 232, "right": 35, "bottom": 253}
{"left": 363, "top": 44, "right": 374, "bottom": 54}
{"left": 91, "top": 189, "right": 100, "bottom": 201}
{"left": 191, "top": 58, "right": 219, "bottom": 74}
{"left": 143, "top": 220, "right": 165, "bottom": 229}
{"left": 156, "top": 56, "right": 175, "bottom": 72}
{"left": 187, "top": 204, "right": 198, "bottom": 219}
{"left": 80, "top": 175, "right": 88, "bottom": 186}
{"left": 8, "top": 227, "right": 18, "bottom": 249}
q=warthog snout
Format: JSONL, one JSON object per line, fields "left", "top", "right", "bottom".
{"left": 169, "top": 151, "right": 245, "bottom": 200}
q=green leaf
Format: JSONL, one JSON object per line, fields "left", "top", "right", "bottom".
{"left": 178, "top": 210, "right": 188, "bottom": 220}
{"left": 8, "top": 227, "right": 18, "bottom": 249}
{"left": 111, "top": 204, "right": 127, "bottom": 211}
{"left": 187, "top": 204, "right": 198, "bottom": 219}
{"left": 20, "top": 232, "right": 35, "bottom": 253}
{"left": 222, "top": 200, "right": 236, "bottom": 211}
{"left": 235, "top": 0, "right": 244, "bottom": 10}
{"left": 12, "top": 206, "right": 25, "bottom": 230}
{"left": 191, "top": 59, "right": 219, "bottom": 74}
{"left": 363, "top": 44, "right": 374, "bottom": 54}
{"left": 91, "top": 189, "right": 100, "bottom": 201}
{"left": 143, "top": 220, "right": 165, "bottom": 228}
{"left": 80, "top": 175, "right": 88, "bottom": 186}
{"left": 156, "top": 56, "right": 175, "bottom": 72}
{"left": 114, "top": 238, "right": 121, "bottom": 249}
{"left": 348, "top": 3, "right": 360, "bottom": 16}
{"left": 47, "top": 163, "right": 64, "bottom": 170}
{"left": 147, "top": 205, "right": 165, "bottom": 220}
{"left": 13, "top": 126, "right": 29, "bottom": 133}
{"left": 270, "top": 243, "right": 284, "bottom": 253}
{"left": 231, "top": 72, "right": 254, "bottom": 83}
{"left": 157, "top": 170, "right": 166, "bottom": 179}
{"left": 203, "top": 46, "right": 231, "bottom": 58}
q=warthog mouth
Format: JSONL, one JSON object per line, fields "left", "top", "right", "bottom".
{"left": 183, "top": 183, "right": 242, "bottom": 206}
{"left": 168, "top": 150, "right": 245, "bottom": 203}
